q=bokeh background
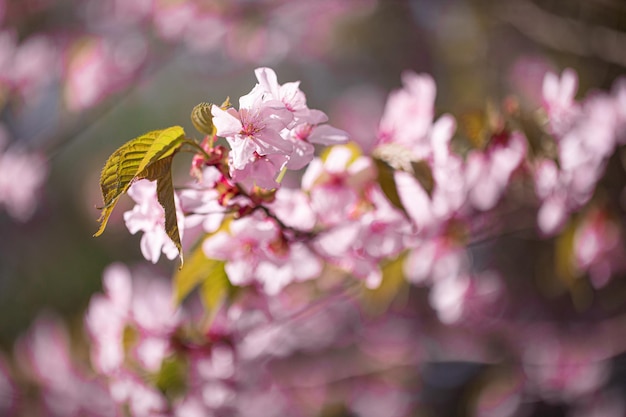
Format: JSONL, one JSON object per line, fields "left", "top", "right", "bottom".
{"left": 2, "top": 0, "right": 626, "bottom": 416}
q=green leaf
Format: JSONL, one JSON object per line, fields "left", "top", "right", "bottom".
{"left": 410, "top": 160, "right": 434, "bottom": 197}
{"left": 373, "top": 157, "right": 406, "bottom": 215}
{"left": 199, "top": 261, "right": 229, "bottom": 311}
{"left": 94, "top": 126, "right": 186, "bottom": 262}
{"left": 372, "top": 143, "right": 435, "bottom": 216}
{"left": 153, "top": 355, "right": 188, "bottom": 398}
{"left": 361, "top": 252, "right": 409, "bottom": 315}
{"left": 147, "top": 156, "right": 183, "bottom": 266}
{"left": 173, "top": 244, "right": 230, "bottom": 309}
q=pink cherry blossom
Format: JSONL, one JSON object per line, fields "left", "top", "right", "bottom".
{"left": 202, "top": 213, "right": 321, "bottom": 294}
{"left": 109, "top": 372, "right": 168, "bottom": 417}
{"left": 124, "top": 179, "right": 183, "bottom": 264}
{"left": 429, "top": 271, "right": 503, "bottom": 324}
{"left": 230, "top": 152, "right": 289, "bottom": 190}
{"left": 286, "top": 123, "right": 350, "bottom": 170}
{"left": 15, "top": 314, "right": 116, "bottom": 417}
{"left": 465, "top": 131, "right": 527, "bottom": 211}
{"left": 254, "top": 67, "right": 327, "bottom": 126}
{"left": 252, "top": 67, "right": 349, "bottom": 170}
{"left": 64, "top": 35, "right": 147, "bottom": 111}
{"left": 522, "top": 331, "right": 610, "bottom": 403}
{"left": 378, "top": 71, "right": 437, "bottom": 159}
{"left": 394, "top": 114, "right": 466, "bottom": 231}
{"left": 573, "top": 208, "right": 626, "bottom": 288}
{"left": 0, "top": 143, "right": 47, "bottom": 221}
{"left": 211, "top": 84, "right": 293, "bottom": 172}
{"left": 202, "top": 213, "right": 280, "bottom": 287}
{"left": 85, "top": 263, "right": 133, "bottom": 374}
{"left": 403, "top": 233, "right": 469, "bottom": 284}
{"left": 301, "top": 145, "right": 376, "bottom": 226}
{"left": 266, "top": 187, "right": 316, "bottom": 232}
{"left": 534, "top": 69, "right": 624, "bottom": 234}
{"left": 178, "top": 166, "right": 226, "bottom": 233}
{"left": 542, "top": 67, "right": 580, "bottom": 135}
{"left": 85, "top": 263, "right": 182, "bottom": 375}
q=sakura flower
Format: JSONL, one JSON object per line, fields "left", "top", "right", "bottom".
{"left": 302, "top": 144, "right": 376, "bottom": 226}
{"left": 254, "top": 67, "right": 327, "bottom": 126}
{"left": 394, "top": 114, "right": 466, "bottom": 231}
{"left": 253, "top": 67, "right": 350, "bottom": 170}
{"left": 178, "top": 166, "right": 226, "bottom": 233}
{"left": 355, "top": 186, "right": 411, "bottom": 260}
{"left": 325, "top": 185, "right": 411, "bottom": 288}
{"left": 109, "top": 372, "right": 168, "bottom": 417}
{"left": 85, "top": 263, "right": 133, "bottom": 374}
{"left": 286, "top": 122, "right": 350, "bottom": 170}
{"left": 124, "top": 179, "right": 183, "bottom": 264}
{"left": 211, "top": 84, "right": 293, "bottom": 172}
{"left": 202, "top": 213, "right": 321, "bottom": 294}
{"left": 378, "top": 71, "right": 437, "bottom": 158}
{"left": 266, "top": 187, "right": 316, "bottom": 232}
{"left": 403, "top": 233, "right": 469, "bottom": 284}
{"left": 130, "top": 276, "right": 183, "bottom": 371}
{"left": 522, "top": 332, "right": 610, "bottom": 403}
{"left": 85, "top": 263, "right": 182, "bottom": 375}
{"left": 16, "top": 314, "right": 116, "bottom": 417}
{"left": 573, "top": 208, "right": 625, "bottom": 288}
{"left": 375, "top": 72, "right": 472, "bottom": 230}
{"left": 542, "top": 68, "right": 580, "bottom": 135}
{"left": 465, "top": 131, "right": 527, "bottom": 211}
{"left": 230, "top": 152, "right": 289, "bottom": 190}
{"left": 428, "top": 271, "right": 503, "bottom": 325}
{"left": 0, "top": 144, "right": 47, "bottom": 221}
{"left": 255, "top": 241, "right": 322, "bottom": 295}
{"left": 202, "top": 214, "right": 280, "bottom": 288}
{"left": 534, "top": 72, "right": 623, "bottom": 234}
{"left": 64, "top": 35, "right": 146, "bottom": 111}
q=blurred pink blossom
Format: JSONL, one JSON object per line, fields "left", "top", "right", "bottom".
{"left": 64, "top": 36, "right": 147, "bottom": 111}
{"left": 0, "top": 135, "right": 48, "bottom": 221}
{"left": 465, "top": 131, "right": 527, "bottom": 211}
{"left": 573, "top": 208, "right": 626, "bottom": 288}
{"left": 542, "top": 68, "right": 580, "bottom": 135}
{"left": 15, "top": 314, "right": 116, "bottom": 417}
{"left": 85, "top": 263, "right": 182, "bottom": 375}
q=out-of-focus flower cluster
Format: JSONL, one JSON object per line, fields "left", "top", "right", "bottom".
{"left": 0, "top": 0, "right": 376, "bottom": 222}
{"left": 5, "top": 63, "right": 626, "bottom": 417}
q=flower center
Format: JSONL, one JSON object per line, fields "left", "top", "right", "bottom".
{"left": 241, "top": 122, "right": 260, "bottom": 138}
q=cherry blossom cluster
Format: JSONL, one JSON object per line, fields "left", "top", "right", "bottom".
{"left": 5, "top": 64, "right": 626, "bottom": 416}
{"left": 123, "top": 65, "right": 626, "bottom": 306}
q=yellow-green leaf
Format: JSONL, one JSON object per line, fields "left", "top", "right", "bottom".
{"left": 199, "top": 262, "right": 229, "bottom": 311}
{"left": 136, "top": 126, "right": 186, "bottom": 175}
{"left": 94, "top": 126, "right": 186, "bottom": 262}
{"left": 173, "top": 244, "right": 230, "bottom": 308}
{"left": 361, "top": 252, "right": 409, "bottom": 315}
{"left": 146, "top": 156, "right": 183, "bottom": 266}
{"left": 191, "top": 103, "right": 216, "bottom": 136}
{"left": 410, "top": 160, "right": 434, "bottom": 197}
{"left": 373, "top": 157, "right": 406, "bottom": 215}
